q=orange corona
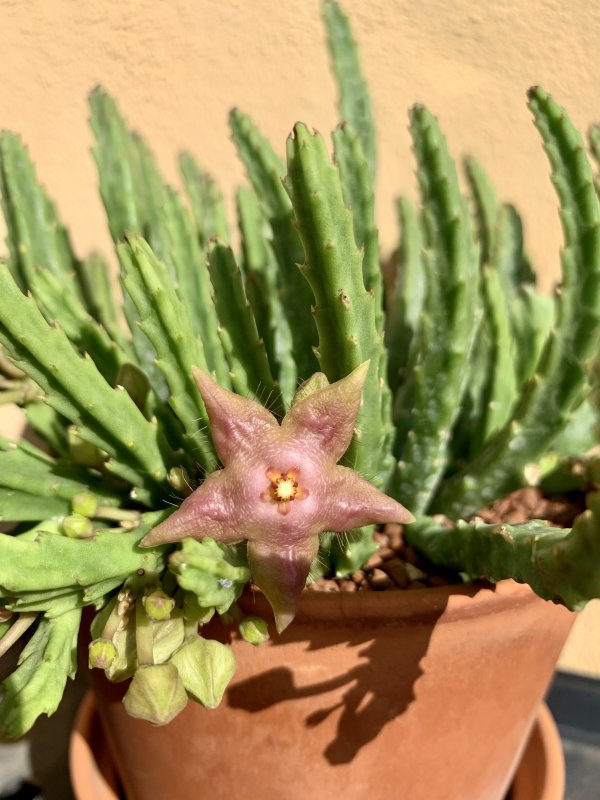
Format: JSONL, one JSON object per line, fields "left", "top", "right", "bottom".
{"left": 260, "top": 468, "right": 309, "bottom": 515}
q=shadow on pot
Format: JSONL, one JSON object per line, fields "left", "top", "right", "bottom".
{"left": 226, "top": 616, "right": 442, "bottom": 764}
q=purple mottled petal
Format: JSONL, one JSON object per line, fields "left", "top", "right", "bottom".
{"left": 281, "top": 361, "right": 369, "bottom": 465}
{"left": 141, "top": 472, "right": 242, "bottom": 546}
{"left": 192, "top": 368, "right": 279, "bottom": 463}
{"left": 247, "top": 536, "right": 319, "bottom": 633}
{"left": 321, "top": 466, "right": 414, "bottom": 532}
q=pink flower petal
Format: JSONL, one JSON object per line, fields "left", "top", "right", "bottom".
{"left": 320, "top": 466, "right": 414, "bottom": 532}
{"left": 281, "top": 361, "right": 370, "bottom": 465}
{"left": 247, "top": 537, "right": 319, "bottom": 633}
{"left": 141, "top": 471, "right": 243, "bottom": 546}
{"left": 192, "top": 368, "right": 279, "bottom": 463}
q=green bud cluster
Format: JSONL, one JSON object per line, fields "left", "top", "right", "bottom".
{"left": 169, "top": 538, "right": 250, "bottom": 615}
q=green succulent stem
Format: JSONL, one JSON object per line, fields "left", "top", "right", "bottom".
{"left": 406, "top": 497, "right": 600, "bottom": 611}
{"left": 433, "top": 88, "right": 600, "bottom": 517}
{"left": 0, "top": 612, "right": 37, "bottom": 659}
{"left": 283, "top": 123, "right": 394, "bottom": 486}
{"left": 323, "top": 0, "right": 377, "bottom": 183}
{"left": 390, "top": 104, "right": 480, "bottom": 517}
{"left": 229, "top": 108, "right": 318, "bottom": 381}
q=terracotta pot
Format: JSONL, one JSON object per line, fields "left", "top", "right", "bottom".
{"left": 510, "top": 703, "right": 566, "bottom": 800}
{"left": 70, "top": 692, "right": 121, "bottom": 800}
{"left": 68, "top": 694, "right": 566, "bottom": 800}
{"left": 88, "top": 579, "right": 573, "bottom": 800}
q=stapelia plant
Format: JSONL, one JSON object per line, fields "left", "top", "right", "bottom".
{"left": 1, "top": 1, "right": 600, "bottom": 734}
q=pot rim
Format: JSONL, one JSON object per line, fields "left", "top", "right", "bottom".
{"left": 241, "top": 578, "right": 558, "bottom": 627}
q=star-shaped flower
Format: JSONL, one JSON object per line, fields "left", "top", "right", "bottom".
{"left": 142, "top": 362, "right": 413, "bottom": 631}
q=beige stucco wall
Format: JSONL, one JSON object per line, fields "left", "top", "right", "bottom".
{"left": 1, "top": 0, "right": 600, "bottom": 288}
{"left": 1, "top": 0, "right": 600, "bottom": 674}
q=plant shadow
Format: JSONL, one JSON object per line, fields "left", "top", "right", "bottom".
{"left": 226, "top": 593, "right": 449, "bottom": 765}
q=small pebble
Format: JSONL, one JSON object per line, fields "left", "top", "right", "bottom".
{"left": 364, "top": 553, "right": 383, "bottom": 571}
{"left": 373, "top": 531, "right": 388, "bottom": 546}
{"left": 381, "top": 558, "right": 410, "bottom": 588}
{"left": 369, "top": 568, "right": 396, "bottom": 590}
{"left": 340, "top": 581, "right": 357, "bottom": 592}
{"left": 311, "top": 578, "right": 340, "bottom": 592}
{"left": 385, "top": 524, "right": 404, "bottom": 550}
{"left": 377, "top": 546, "right": 395, "bottom": 561}
{"left": 351, "top": 570, "right": 365, "bottom": 584}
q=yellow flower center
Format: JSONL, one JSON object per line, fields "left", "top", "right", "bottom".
{"left": 274, "top": 477, "right": 297, "bottom": 501}
{"left": 260, "top": 468, "right": 309, "bottom": 515}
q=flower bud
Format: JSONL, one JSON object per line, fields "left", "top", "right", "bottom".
{"left": 171, "top": 637, "right": 236, "bottom": 708}
{"left": 123, "top": 663, "right": 188, "bottom": 725}
{"left": 167, "top": 467, "right": 193, "bottom": 496}
{"left": 238, "top": 616, "right": 270, "bottom": 646}
{"left": 116, "top": 362, "right": 150, "bottom": 410}
{"left": 61, "top": 513, "right": 94, "bottom": 539}
{"left": 291, "top": 372, "right": 330, "bottom": 405}
{"left": 151, "top": 612, "right": 185, "bottom": 664}
{"left": 88, "top": 638, "right": 117, "bottom": 669}
{"left": 71, "top": 491, "right": 99, "bottom": 518}
{"left": 68, "top": 426, "right": 105, "bottom": 466}
{"left": 142, "top": 589, "right": 175, "bottom": 622}
{"left": 169, "top": 538, "right": 250, "bottom": 614}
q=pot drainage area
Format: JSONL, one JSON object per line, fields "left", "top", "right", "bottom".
{"left": 0, "top": 671, "right": 598, "bottom": 800}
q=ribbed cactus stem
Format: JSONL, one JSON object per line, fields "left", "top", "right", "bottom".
{"left": 283, "top": 123, "right": 394, "bottom": 489}
{"left": 229, "top": 108, "right": 318, "bottom": 381}
{"left": 433, "top": 88, "right": 600, "bottom": 518}
{"left": 323, "top": 0, "right": 377, "bottom": 184}
{"left": 391, "top": 104, "right": 480, "bottom": 517}
{"left": 406, "top": 494, "right": 600, "bottom": 611}
{"left": 0, "top": 264, "right": 174, "bottom": 488}
{"left": 207, "top": 241, "right": 284, "bottom": 415}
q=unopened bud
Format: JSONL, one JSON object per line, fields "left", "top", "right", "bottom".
{"left": 116, "top": 362, "right": 150, "bottom": 410}
{"left": 238, "top": 616, "right": 270, "bottom": 646}
{"left": 143, "top": 590, "right": 175, "bottom": 622}
{"left": 292, "top": 372, "right": 330, "bottom": 405}
{"left": 72, "top": 491, "right": 99, "bottom": 518}
{"left": 68, "top": 427, "right": 104, "bottom": 466}
{"left": 167, "top": 467, "right": 193, "bottom": 496}
{"left": 170, "top": 637, "right": 236, "bottom": 709}
{"left": 152, "top": 612, "right": 185, "bottom": 664}
{"left": 61, "top": 514, "right": 94, "bottom": 539}
{"left": 123, "top": 663, "right": 188, "bottom": 725}
{"left": 88, "top": 638, "right": 117, "bottom": 669}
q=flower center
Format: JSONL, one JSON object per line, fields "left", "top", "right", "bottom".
{"left": 274, "top": 477, "right": 297, "bottom": 501}
{"left": 260, "top": 468, "right": 309, "bottom": 516}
